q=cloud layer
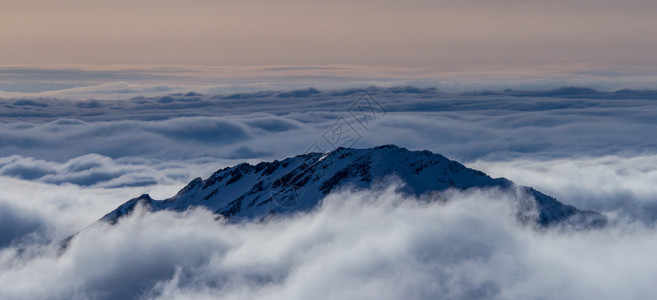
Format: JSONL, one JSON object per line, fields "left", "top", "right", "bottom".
{"left": 0, "top": 175, "right": 184, "bottom": 248}
{"left": 1, "top": 87, "right": 655, "bottom": 163}
{"left": 1, "top": 86, "right": 655, "bottom": 299}
{"left": 1, "top": 186, "right": 656, "bottom": 300}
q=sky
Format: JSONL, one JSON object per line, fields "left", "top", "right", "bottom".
{"left": 3, "top": 0, "right": 657, "bottom": 67}
{"left": 2, "top": 1, "right": 657, "bottom": 299}
{"left": 2, "top": 0, "right": 657, "bottom": 96}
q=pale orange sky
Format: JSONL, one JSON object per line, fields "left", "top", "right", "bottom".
{"left": 2, "top": 0, "right": 657, "bottom": 70}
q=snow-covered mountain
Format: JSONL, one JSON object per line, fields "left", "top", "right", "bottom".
{"left": 100, "top": 145, "right": 605, "bottom": 228}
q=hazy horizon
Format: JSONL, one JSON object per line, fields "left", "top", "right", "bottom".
{"left": 3, "top": 0, "right": 657, "bottom": 98}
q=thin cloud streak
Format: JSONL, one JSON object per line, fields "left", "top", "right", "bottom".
{"left": 3, "top": 64, "right": 657, "bottom": 98}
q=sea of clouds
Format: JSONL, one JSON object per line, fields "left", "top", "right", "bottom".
{"left": 2, "top": 186, "right": 657, "bottom": 300}
{"left": 1, "top": 86, "right": 656, "bottom": 299}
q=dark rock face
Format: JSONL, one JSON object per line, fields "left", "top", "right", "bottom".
{"left": 99, "top": 145, "right": 607, "bottom": 228}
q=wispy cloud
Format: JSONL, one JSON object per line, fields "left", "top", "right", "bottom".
{"left": 3, "top": 65, "right": 657, "bottom": 99}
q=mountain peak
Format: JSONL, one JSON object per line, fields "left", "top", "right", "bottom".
{"left": 100, "top": 145, "right": 606, "bottom": 228}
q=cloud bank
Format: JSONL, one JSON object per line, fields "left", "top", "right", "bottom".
{"left": 471, "top": 155, "right": 657, "bottom": 224}
{"left": 1, "top": 86, "right": 655, "bottom": 163}
{"left": 0, "top": 154, "right": 196, "bottom": 188}
{"left": 1, "top": 186, "right": 656, "bottom": 300}
{"left": 0, "top": 175, "right": 185, "bottom": 249}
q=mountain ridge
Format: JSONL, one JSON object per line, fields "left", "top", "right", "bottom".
{"left": 99, "top": 145, "right": 606, "bottom": 228}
